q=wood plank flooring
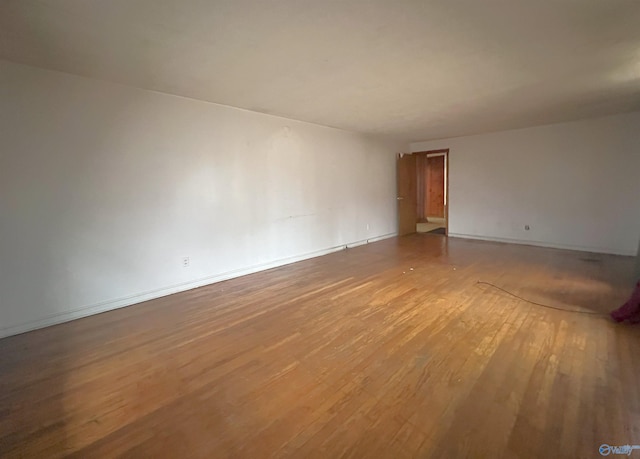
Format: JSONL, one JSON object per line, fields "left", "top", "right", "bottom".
{"left": 1, "top": 234, "right": 639, "bottom": 458}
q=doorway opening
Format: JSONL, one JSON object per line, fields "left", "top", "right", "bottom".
{"left": 416, "top": 150, "right": 447, "bottom": 235}
{"left": 396, "top": 149, "right": 449, "bottom": 237}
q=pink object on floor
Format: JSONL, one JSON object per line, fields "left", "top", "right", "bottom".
{"left": 611, "top": 279, "right": 640, "bottom": 323}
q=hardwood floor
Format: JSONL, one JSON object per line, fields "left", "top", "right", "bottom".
{"left": 1, "top": 234, "right": 639, "bottom": 458}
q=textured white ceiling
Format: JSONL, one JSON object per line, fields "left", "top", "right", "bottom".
{"left": 1, "top": 0, "right": 640, "bottom": 141}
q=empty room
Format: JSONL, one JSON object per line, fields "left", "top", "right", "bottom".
{"left": 2, "top": 1, "right": 640, "bottom": 458}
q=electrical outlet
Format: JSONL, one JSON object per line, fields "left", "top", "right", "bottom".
{"left": 182, "top": 257, "right": 190, "bottom": 267}
{"left": 524, "top": 225, "right": 530, "bottom": 231}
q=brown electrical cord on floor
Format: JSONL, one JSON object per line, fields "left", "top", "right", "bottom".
{"left": 476, "top": 281, "right": 606, "bottom": 315}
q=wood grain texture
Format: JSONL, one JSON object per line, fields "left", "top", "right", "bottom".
{"left": 396, "top": 153, "right": 417, "bottom": 236}
{"left": 425, "top": 155, "right": 445, "bottom": 218}
{"left": 1, "top": 235, "right": 638, "bottom": 458}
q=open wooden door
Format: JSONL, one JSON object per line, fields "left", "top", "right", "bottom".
{"left": 397, "top": 153, "right": 417, "bottom": 236}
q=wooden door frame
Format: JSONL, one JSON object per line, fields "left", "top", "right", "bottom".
{"left": 413, "top": 149, "right": 449, "bottom": 236}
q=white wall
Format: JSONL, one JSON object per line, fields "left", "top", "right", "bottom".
{"left": 0, "top": 61, "right": 405, "bottom": 338}
{"left": 411, "top": 112, "right": 640, "bottom": 256}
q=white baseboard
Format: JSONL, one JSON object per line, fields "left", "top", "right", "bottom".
{"left": 367, "top": 233, "right": 397, "bottom": 243}
{"left": 448, "top": 232, "right": 635, "bottom": 256}
{"left": 345, "top": 232, "right": 398, "bottom": 248}
{"left": 0, "top": 232, "right": 398, "bottom": 339}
